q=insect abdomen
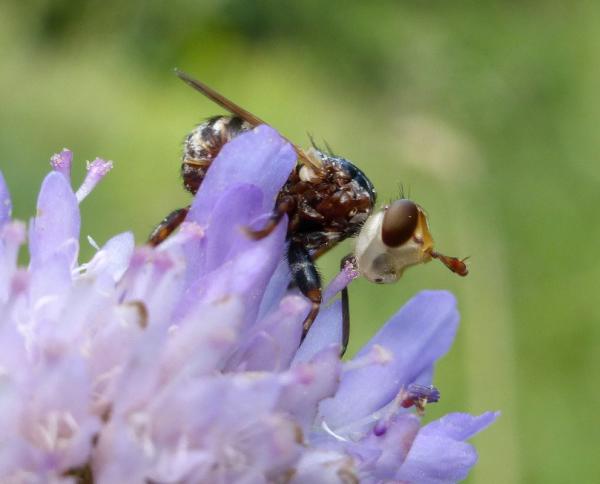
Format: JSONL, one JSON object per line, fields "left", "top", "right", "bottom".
{"left": 181, "top": 116, "right": 252, "bottom": 194}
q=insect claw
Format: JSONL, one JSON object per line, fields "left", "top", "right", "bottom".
{"left": 241, "top": 225, "right": 271, "bottom": 240}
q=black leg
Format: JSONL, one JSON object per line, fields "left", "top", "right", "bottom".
{"left": 339, "top": 254, "right": 355, "bottom": 357}
{"left": 288, "top": 241, "right": 322, "bottom": 339}
{"left": 147, "top": 207, "right": 190, "bottom": 246}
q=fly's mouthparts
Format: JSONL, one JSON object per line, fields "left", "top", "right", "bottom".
{"left": 429, "top": 250, "right": 469, "bottom": 277}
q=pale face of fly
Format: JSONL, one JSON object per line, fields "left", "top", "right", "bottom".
{"left": 354, "top": 199, "right": 468, "bottom": 284}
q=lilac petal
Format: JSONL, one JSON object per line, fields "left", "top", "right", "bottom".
{"left": 279, "top": 345, "right": 341, "bottom": 431}
{"left": 0, "top": 222, "right": 26, "bottom": 302}
{"left": 257, "top": 259, "right": 291, "bottom": 321}
{"left": 187, "top": 125, "right": 296, "bottom": 226}
{"left": 359, "top": 414, "right": 421, "bottom": 478}
{"left": 29, "top": 171, "right": 80, "bottom": 268}
{"left": 93, "top": 419, "right": 149, "bottom": 484}
{"left": 49, "top": 148, "right": 73, "bottom": 181}
{"left": 292, "top": 450, "right": 358, "bottom": 484}
{"left": 160, "top": 297, "right": 246, "bottom": 377}
{"left": 396, "top": 412, "right": 499, "bottom": 483}
{"left": 292, "top": 300, "right": 342, "bottom": 364}
{"left": 117, "top": 248, "right": 186, "bottom": 330}
{"left": 0, "top": 170, "right": 12, "bottom": 226}
{"left": 229, "top": 414, "right": 301, "bottom": 477}
{"left": 29, "top": 252, "right": 73, "bottom": 319}
{"left": 319, "top": 290, "right": 458, "bottom": 428}
{"left": 419, "top": 411, "right": 500, "bottom": 442}
{"left": 20, "top": 354, "right": 102, "bottom": 472}
{"left": 228, "top": 295, "right": 308, "bottom": 372}
{"left": 83, "top": 232, "right": 135, "bottom": 284}
{"left": 203, "top": 183, "right": 264, "bottom": 273}
{"left": 292, "top": 264, "right": 357, "bottom": 364}
{"left": 180, "top": 219, "right": 287, "bottom": 327}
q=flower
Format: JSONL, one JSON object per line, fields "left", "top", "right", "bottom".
{"left": 0, "top": 126, "right": 497, "bottom": 483}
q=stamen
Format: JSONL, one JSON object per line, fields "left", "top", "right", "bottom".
{"left": 76, "top": 158, "right": 113, "bottom": 203}
{"left": 87, "top": 235, "right": 101, "bottom": 251}
{"left": 50, "top": 149, "right": 73, "bottom": 181}
{"left": 321, "top": 420, "right": 349, "bottom": 442}
{"left": 323, "top": 258, "right": 359, "bottom": 303}
{"left": 400, "top": 383, "right": 441, "bottom": 416}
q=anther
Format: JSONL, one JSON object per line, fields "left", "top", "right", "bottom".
{"left": 50, "top": 149, "right": 73, "bottom": 181}
{"left": 400, "top": 383, "right": 441, "bottom": 416}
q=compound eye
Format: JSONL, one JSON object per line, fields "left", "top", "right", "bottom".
{"left": 381, "top": 199, "right": 419, "bottom": 247}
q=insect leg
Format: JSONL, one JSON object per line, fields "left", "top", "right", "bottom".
{"left": 244, "top": 195, "right": 295, "bottom": 240}
{"left": 288, "top": 241, "right": 322, "bottom": 339}
{"left": 147, "top": 206, "right": 190, "bottom": 246}
{"left": 339, "top": 254, "right": 355, "bottom": 357}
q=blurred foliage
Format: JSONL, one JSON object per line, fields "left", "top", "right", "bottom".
{"left": 1, "top": 1, "right": 599, "bottom": 483}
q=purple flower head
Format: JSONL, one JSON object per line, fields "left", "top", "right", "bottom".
{"left": 0, "top": 127, "right": 497, "bottom": 483}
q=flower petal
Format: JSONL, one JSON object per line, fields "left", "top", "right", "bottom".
{"left": 0, "top": 222, "right": 25, "bottom": 302}
{"left": 292, "top": 300, "right": 342, "bottom": 364}
{"left": 83, "top": 231, "right": 135, "bottom": 284}
{"left": 396, "top": 412, "right": 499, "bottom": 483}
{"left": 319, "top": 290, "right": 459, "bottom": 428}
{"left": 187, "top": 125, "right": 296, "bottom": 226}
{"left": 29, "top": 171, "right": 80, "bottom": 268}
{"left": 203, "top": 183, "right": 264, "bottom": 273}
{"left": 280, "top": 345, "right": 341, "bottom": 431}
{"left": 179, "top": 218, "right": 287, "bottom": 327}
{"left": 0, "top": 170, "right": 12, "bottom": 226}
{"left": 228, "top": 295, "right": 308, "bottom": 372}
{"left": 292, "top": 264, "right": 357, "bottom": 364}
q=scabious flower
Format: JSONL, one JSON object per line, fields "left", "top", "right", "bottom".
{"left": 0, "top": 126, "right": 497, "bottom": 483}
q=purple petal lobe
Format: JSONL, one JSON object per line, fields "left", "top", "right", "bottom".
{"left": 187, "top": 125, "right": 296, "bottom": 226}
{"left": 420, "top": 411, "right": 500, "bottom": 441}
{"left": 257, "top": 259, "right": 291, "bottom": 320}
{"left": 203, "top": 183, "right": 263, "bottom": 273}
{"left": 293, "top": 300, "right": 342, "bottom": 364}
{"left": 229, "top": 295, "right": 308, "bottom": 372}
{"left": 281, "top": 345, "right": 341, "bottom": 431}
{"left": 319, "top": 290, "right": 458, "bottom": 428}
{"left": 293, "top": 265, "right": 358, "bottom": 364}
{"left": 180, "top": 218, "right": 287, "bottom": 327}
{"left": 358, "top": 414, "right": 421, "bottom": 478}
{"left": 29, "top": 171, "right": 80, "bottom": 267}
{"left": 83, "top": 232, "right": 135, "bottom": 285}
{"left": 0, "top": 170, "right": 12, "bottom": 226}
{"left": 396, "top": 412, "right": 499, "bottom": 483}
{"left": 0, "top": 222, "right": 26, "bottom": 302}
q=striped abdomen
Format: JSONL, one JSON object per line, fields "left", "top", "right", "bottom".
{"left": 181, "top": 116, "right": 252, "bottom": 194}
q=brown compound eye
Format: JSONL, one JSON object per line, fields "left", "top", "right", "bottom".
{"left": 381, "top": 199, "right": 419, "bottom": 247}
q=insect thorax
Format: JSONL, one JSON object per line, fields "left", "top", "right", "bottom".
{"left": 180, "top": 117, "right": 375, "bottom": 254}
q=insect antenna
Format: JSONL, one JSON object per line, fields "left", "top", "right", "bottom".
{"left": 324, "top": 139, "right": 336, "bottom": 156}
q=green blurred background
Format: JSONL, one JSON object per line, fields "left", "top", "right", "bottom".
{"left": 1, "top": 1, "right": 598, "bottom": 482}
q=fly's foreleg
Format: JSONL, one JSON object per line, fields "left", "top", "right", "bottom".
{"left": 147, "top": 207, "right": 190, "bottom": 246}
{"left": 244, "top": 195, "right": 295, "bottom": 240}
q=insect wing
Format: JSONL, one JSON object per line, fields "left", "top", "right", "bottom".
{"left": 175, "top": 69, "right": 322, "bottom": 171}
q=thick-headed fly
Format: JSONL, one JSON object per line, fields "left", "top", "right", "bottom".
{"left": 148, "top": 70, "right": 468, "bottom": 355}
